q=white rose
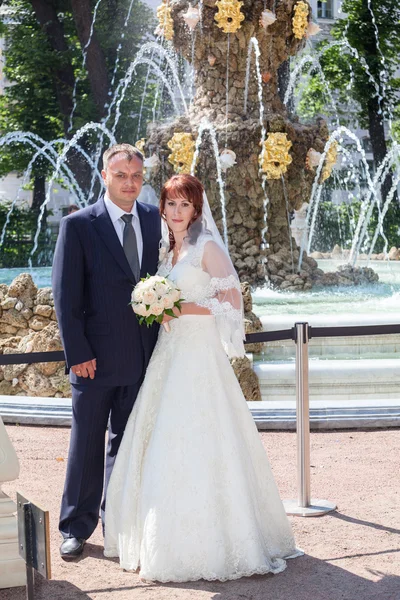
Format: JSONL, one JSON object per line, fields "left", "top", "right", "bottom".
{"left": 142, "top": 289, "right": 158, "bottom": 305}
{"left": 140, "top": 279, "right": 155, "bottom": 290}
{"left": 133, "top": 303, "right": 148, "bottom": 317}
{"left": 162, "top": 295, "right": 175, "bottom": 309}
{"left": 169, "top": 288, "right": 181, "bottom": 303}
{"left": 132, "top": 287, "right": 144, "bottom": 302}
{"left": 150, "top": 302, "right": 164, "bottom": 316}
{"left": 155, "top": 282, "right": 168, "bottom": 297}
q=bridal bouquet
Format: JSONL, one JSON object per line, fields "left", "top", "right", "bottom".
{"left": 131, "top": 274, "right": 184, "bottom": 330}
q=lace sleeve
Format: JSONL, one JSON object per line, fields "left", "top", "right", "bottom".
{"left": 196, "top": 241, "right": 246, "bottom": 359}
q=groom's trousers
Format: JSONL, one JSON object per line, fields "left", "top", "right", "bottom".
{"left": 59, "top": 381, "right": 142, "bottom": 540}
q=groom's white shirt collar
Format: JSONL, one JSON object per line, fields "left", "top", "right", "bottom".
{"left": 104, "top": 194, "right": 143, "bottom": 264}
{"left": 104, "top": 194, "right": 139, "bottom": 224}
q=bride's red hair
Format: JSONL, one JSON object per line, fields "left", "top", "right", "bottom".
{"left": 160, "top": 174, "right": 204, "bottom": 250}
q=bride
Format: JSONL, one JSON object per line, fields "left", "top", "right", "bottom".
{"left": 104, "top": 174, "right": 302, "bottom": 582}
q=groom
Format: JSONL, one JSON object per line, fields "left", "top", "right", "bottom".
{"left": 52, "top": 143, "right": 161, "bottom": 559}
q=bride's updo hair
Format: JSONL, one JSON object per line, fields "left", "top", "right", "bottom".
{"left": 160, "top": 174, "right": 204, "bottom": 250}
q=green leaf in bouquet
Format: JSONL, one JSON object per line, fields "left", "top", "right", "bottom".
{"left": 147, "top": 314, "right": 156, "bottom": 326}
{"left": 165, "top": 308, "right": 177, "bottom": 318}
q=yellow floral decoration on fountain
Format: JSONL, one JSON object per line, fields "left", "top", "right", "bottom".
{"left": 259, "top": 133, "right": 293, "bottom": 179}
{"left": 320, "top": 141, "right": 338, "bottom": 182}
{"left": 292, "top": 1, "right": 309, "bottom": 40}
{"left": 135, "top": 138, "right": 147, "bottom": 176}
{"left": 167, "top": 132, "right": 195, "bottom": 174}
{"left": 214, "top": 0, "right": 245, "bottom": 34}
{"left": 135, "top": 138, "right": 146, "bottom": 154}
{"left": 155, "top": 0, "right": 174, "bottom": 41}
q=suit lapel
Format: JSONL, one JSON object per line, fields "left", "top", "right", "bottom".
{"left": 91, "top": 198, "right": 136, "bottom": 283}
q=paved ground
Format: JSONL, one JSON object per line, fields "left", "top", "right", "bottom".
{"left": 2, "top": 425, "right": 400, "bottom": 600}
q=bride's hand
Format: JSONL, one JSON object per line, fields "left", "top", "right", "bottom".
{"left": 162, "top": 306, "right": 181, "bottom": 325}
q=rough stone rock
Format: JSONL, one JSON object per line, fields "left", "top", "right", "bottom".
{"left": 21, "top": 308, "right": 33, "bottom": 320}
{"left": 1, "top": 308, "right": 28, "bottom": 329}
{"left": 31, "top": 322, "right": 65, "bottom": 377}
{"left": 388, "top": 247, "right": 400, "bottom": 261}
{"left": 0, "top": 323, "right": 18, "bottom": 335}
{"left": 280, "top": 281, "right": 295, "bottom": 290}
{"left": 0, "top": 379, "right": 20, "bottom": 395}
{"left": 49, "top": 366, "right": 71, "bottom": 397}
{"left": 18, "top": 365, "right": 57, "bottom": 397}
{"left": 34, "top": 305, "right": 53, "bottom": 318}
{"left": 230, "top": 356, "right": 261, "bottom": 401}
{"left": 2, "top": 359, "right": 27, "bottom": 382}
{"left": 241, "top": 282, "right": 253, "bottom": 313}
{"left": 0, "top": 336, "right": 21, "bottom": 351}
{"left": 331, "top": 244, "right": 343, "bottom": 257}
{"left": 0, "top": 284, "right": 8, "bottom": 300}
{"left": 29, "top": 316, "right": 50, "bottom": 332}
{"left": 8, "top": 274, "right": 37, "bottom": 308}
{"left": 35, "top": 288, "right": 53, "bottom": 306}
{"left": 1, "top": 297, "right": 17, "bottom": 310}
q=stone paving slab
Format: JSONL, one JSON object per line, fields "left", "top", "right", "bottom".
{"left": 2, "top": 425, "right": 400, "bottom": 600}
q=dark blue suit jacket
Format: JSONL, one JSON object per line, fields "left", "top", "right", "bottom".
{"left": 52, "top": 197, "right": 161, "bottom": 387}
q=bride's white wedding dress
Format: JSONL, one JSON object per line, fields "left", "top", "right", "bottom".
{"left": 104, "top": 235, "right": 302, "bottom": 582}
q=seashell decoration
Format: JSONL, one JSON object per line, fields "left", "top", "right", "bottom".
{"left": 167, "top": 132, "right": 196, "bottom": 174}
{"left": 259, "top": 132, "right": 293, "bottom": 180}
{"left": 208, "top": 54, "right": 217, "bottom": 66}
{"left": 307, "top": 22, "right": 321, "bottom": 37}
{"left": 183, "top": 5, "right": 200, "bottom": 31}
{"left": 214, "top": 0, "right": 245, "bottom": 34}
{"left": 219, "top": 149, "right": 237, "bottom": 171}
{"left": 143, "top": 154, "right": 161, "bottom": 170}
{"left": 259, "top": 9, "right": 277, "bottom": 29}
{"left": 155, "top": 0, "right": 174, "bottom": 41}
{"left": 306, "top": 148, "right": 322, "bottom": 170}
{"left": 292, "top": 1, "right": 309, "bottom": 40}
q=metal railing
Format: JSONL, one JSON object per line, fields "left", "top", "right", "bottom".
{"left": 1, "top": 321, "right": 400, "bottom": 517}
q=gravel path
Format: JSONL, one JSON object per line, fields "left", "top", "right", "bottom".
{"left": 2, "top": 425, "right": 399, "bottom": 600}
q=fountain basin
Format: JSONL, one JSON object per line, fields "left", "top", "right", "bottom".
{"left": 255, "top": 358, "right": 400, "bottom": 402}
{"left": 256, "top": 313, "right": 400, "bottom": 361}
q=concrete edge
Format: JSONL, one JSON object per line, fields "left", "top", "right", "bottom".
{"left": 1, "top": 396, "right": 400, "bottom": 430}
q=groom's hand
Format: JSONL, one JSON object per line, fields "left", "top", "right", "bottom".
{"left": 71, "top": 359, "right": 97, "bottom": 379}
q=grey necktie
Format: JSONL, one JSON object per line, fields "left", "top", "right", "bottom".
{"left": 121, "top": 213, "right": 140, "bottom": 281}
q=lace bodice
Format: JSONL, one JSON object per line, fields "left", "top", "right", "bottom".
{"left": 157, "top": 236, "right": 245, "bottom": 358}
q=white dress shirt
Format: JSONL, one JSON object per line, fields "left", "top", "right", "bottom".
{"left": 104, "top": 195, "right": 143, "bottom": 266}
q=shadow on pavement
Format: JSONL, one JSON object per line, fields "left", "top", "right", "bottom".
{"left": 3, "top": 554, "right": 399, "bottom": 600}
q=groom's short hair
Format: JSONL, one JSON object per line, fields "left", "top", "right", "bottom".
{"left": 103, "top": 143, "right": 144, "bottom": 170}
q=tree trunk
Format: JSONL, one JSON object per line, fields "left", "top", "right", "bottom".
{"left": 29, "top": 0, "right": 75, "bottom": 137}
{"left": 32, "top": 175, "right": 47, "bottom": 229}
{"left": 367, "top": 95, "right": 396, "bottom": 204}
{"left": 70, "top": 0, "right": 110, "bottom": 119}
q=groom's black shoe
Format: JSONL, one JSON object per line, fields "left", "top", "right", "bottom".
{"left": 60, "top": 537, "right": 86, "bottom": 559}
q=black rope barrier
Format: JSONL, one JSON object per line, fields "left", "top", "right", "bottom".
{"left": 245, "top": 329, "right": 293, "bottom": 344}
{"left": 309, "top": 323, "right": 400, "bottom": 339}
{"left": 0, "top": 323, "right": 399, "bottom": 364}
{"left": 0, "top": 351, "right": 65, "bottom": 366}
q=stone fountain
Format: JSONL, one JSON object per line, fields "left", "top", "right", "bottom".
{"left": 145, "top": 0, "right": 330, "bottom": 289}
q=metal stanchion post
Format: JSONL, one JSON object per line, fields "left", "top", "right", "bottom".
{"left": 284, "top": 322, "right": 337, "bottom": 517}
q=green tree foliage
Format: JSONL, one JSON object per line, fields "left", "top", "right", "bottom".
{"left": 298, "top": 0, "right": 400, "bottom": 135}
{"left": 297, "top": 0, "right": 400, "bottom": 252}
{"left": 0, "top": 201, "right": 55, "bottom": 267}
{"left": 0, "top": 0, "right": 156, "bottom": 185}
